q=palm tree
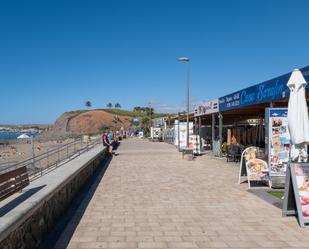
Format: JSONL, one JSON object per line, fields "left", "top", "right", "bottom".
{"left": 141, "top": 116, "right": 151, "bottom": 137}
{"left": 115, "top": 103, "right": 121, "bottom": 109}
{"left": 114, "top": 103, "right": 121, "bottom": 121}
{"left": 107, "top": 102, "right": 113, "bottom": 109}
{"left": 85, "top": 101, "right": 92, "bottom": 108}
{"left": 146, "top": 107, "right": 154, "bottom": 116}
{"left": 133, "top": 106, "right": 141, "bottom": 112}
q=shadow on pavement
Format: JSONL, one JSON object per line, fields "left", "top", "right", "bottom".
{"left": 38, "top": 155, "right": 113, "bottom": 249}
{"left": 248, "top": 188, "right": 283, "bottom": 209}
{"left": 0, "top": 185, "right": 46, "bottom": 217}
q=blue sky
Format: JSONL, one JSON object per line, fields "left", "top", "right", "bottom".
{"left": 1, "top": 0, "right": 309, "bottom": 124}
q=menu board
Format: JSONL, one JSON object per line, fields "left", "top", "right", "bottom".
{"left": 266, "top": 108, "right": 290, "bottom": 176}
{"left": 283, "top": 163, "right": 309, "bottom": 227}
{"left": 238, "top": 146, "right": 270, "bottom": 188}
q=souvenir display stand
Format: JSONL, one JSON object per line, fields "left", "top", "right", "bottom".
{"left": 283, "top": 163, "right": 309, "bottom": 227}
{"left": 265, "top": 108, "right": 290, "bottom": 177}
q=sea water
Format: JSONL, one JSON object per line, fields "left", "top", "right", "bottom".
{"left": 0, "top": 132, "right": 39, "bottom": 140}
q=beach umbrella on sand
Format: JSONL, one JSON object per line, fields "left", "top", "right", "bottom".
{"left": 17, "top": 133, "right": 30, "bottom": 139}
{"left": 287, "top": 69, "right": 309, "bottom": 160}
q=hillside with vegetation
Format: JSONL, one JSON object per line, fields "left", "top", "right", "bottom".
{"left": 53, "top": 107, "right": 170, "bottom": 134}
{"left": 101, "top": 108, "right": 168, "bottom": 118}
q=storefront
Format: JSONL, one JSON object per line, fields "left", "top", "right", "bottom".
{"left": 190, "top": 66, "right": 309, "bottom": 184}
{"left": 211, "top": 66, "right": 309, "bottom": 185}
{"left": 217, "top": 66, "right": 309, "bottom": 146}
{"left": 194, "top": 99, "right": 219, "bottom": 152}
{"left": 165, "top": 65, "right": 309, "bottom": 177}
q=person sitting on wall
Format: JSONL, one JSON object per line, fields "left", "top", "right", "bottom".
{"left": 108, "top": 131, "right": 113, "bottom": 144}
{"left": 102, "top": 132, "right": 113, "bottom": 154}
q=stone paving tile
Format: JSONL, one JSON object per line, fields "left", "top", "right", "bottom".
{"left": 55, "top": 139, "right": 309, "bottom": 249}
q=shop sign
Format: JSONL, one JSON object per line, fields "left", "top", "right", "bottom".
{"left": 219, "top": 66, "right": 309, "bottom": 111}
{"left": 219, "top": 74, "right": 291, "bottom": 111}
{"left": 195, "top": 99, "right": 219, "bottom": 116}
{"left": 246, "top": 119, "right": 261, "bottom": 125}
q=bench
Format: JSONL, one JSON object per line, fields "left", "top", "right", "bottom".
{"left": 0, "top": 166, "right": 29, "bottom": 201}
{"left": 182, "top": 148, "right": 194, "bottom": 159}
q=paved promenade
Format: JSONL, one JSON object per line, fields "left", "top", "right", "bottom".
{"left": 56, "top": 139, "right": 309, "bottom": 249}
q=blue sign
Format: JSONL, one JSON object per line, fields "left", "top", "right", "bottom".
{"left": 219, "top": 66, "right": 309, "bottom": 111}
{"left": 269, "top": 109, "right": 288, "bottom": 118}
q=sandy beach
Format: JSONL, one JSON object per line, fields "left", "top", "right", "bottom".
{"left": 0, "top": 138, "right": 75, "bottom": 169}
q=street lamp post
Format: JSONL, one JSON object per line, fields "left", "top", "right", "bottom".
{"left": 177, "top": 57, "right": 190, "bottom": 148}
{"left": 148, "top": 102, "right": 152, "bottom": 137}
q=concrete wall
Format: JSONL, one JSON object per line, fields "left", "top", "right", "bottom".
{"left": 0, "top": 145, "right": 108, "bottom": 249}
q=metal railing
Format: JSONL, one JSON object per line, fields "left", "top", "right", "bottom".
{"left": 0, "top": 161, "right": 18, "bottom": 169}
{"left": 0, "top": 137, "right": 102, "bottom": 181}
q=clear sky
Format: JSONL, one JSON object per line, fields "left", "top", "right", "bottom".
{"left": 1, "top": 0, "right": 309, "bottom": 124}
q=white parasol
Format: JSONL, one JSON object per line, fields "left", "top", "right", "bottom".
{"left": 17, "top": 133, "right": 30, "bottom": 139}
{"left": 287, "top": 69, "right": 309, "bottom": 161}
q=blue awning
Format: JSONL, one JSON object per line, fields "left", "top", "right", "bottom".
{"left": 218, "top": 66, "right": 309, "bottom": 112}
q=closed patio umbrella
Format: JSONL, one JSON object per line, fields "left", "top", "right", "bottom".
{"left": 287, "top": 69, "right": 309, "bottom": 161}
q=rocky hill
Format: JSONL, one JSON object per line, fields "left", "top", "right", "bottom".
{"left": 54, "top": 110, "right": 132, "bottom": 133}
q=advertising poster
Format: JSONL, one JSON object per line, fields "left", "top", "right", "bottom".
{"left": 267, "top": 108, "right": 290, "bottom": 176}
{"left": 239, "top": 147, "right": 270, "bottom": 188}
{"left": 174, "top": 121, "right": 179, "bottom": 146}
{"left": 163, "top": 128, "right": 175, "bottom": 145}
{"left": 284, "top": 163, "right": 309, "bottom": 226}
{"left": 179, "top": 122, "right": 194, "bottom": 149}
{"left": 189, "top": 135, "right": 201, "bottom": 154}
{"left": 151, "top": 127, "right": 161, "bottom": 139}
{"left": 138, "top": 131, "right": 144, "bottom": 138}
{"left": 246, "top": 159, "right": 269, "bottom": 181}
{"left": 294, "top": 163, "right": 309, "bottom": 219}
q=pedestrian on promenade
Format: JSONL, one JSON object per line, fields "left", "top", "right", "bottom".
{"left": 102, "top": 132, "right": 113, "bottom": 154}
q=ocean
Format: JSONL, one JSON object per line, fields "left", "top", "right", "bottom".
{"left": 0, "top": 132, "right": 39, "bottom": 140}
